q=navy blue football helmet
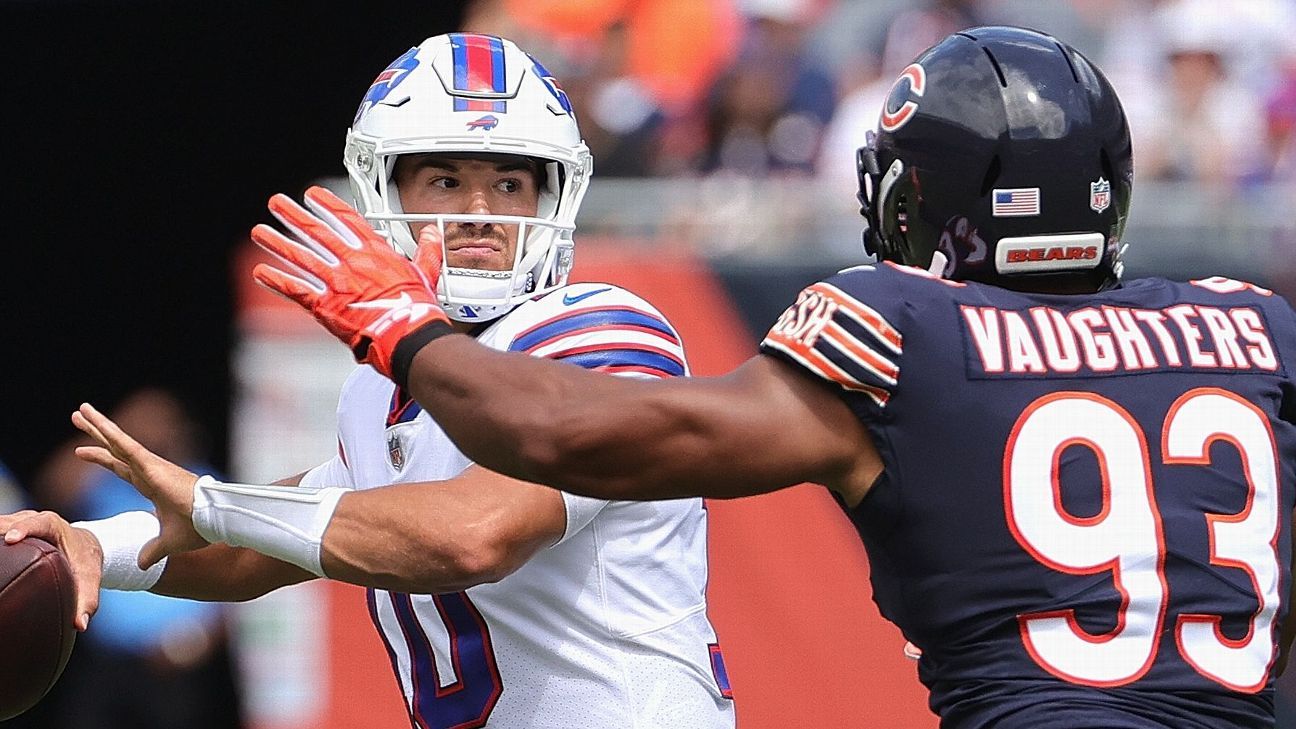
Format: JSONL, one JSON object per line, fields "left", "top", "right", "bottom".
{"left": 858, "top": 26, "right": 1133, "bottom": 290}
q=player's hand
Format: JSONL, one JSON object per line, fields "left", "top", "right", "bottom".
{"left": 70, "top": 403, "right": 209, "bottom": 568}
{"left": 250, "top": 186, "right": 452, "bottom": 379}
{"left": 1, "top": 510, "right": 104, "bottom": 632}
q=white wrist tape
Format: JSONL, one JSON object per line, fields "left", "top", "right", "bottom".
{"left": 191, "top": 475, "right": 347, "bottom": 577}
{"left": 72, "top": 511, "right": 168, "bottom": 591}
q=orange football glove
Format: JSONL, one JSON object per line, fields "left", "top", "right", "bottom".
{"left": 250, "top": 186, "right": 453, "bottom": 383}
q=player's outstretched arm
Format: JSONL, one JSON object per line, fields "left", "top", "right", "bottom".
{"left": 251, "top": 187, "right": 882, "bottom": 503}
{"left": 65, "top": 401, "right": 567, "bottom": 595}
{"left": 319, "top": 465, "right": 566, "bottom": 593}
{"left": 0, "top": 506, "right": 314, "bottom": 630}
{"left": 406, "top": 340, "right": 882, "bottom": 503}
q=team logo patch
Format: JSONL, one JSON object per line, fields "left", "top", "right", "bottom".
{"left": 466, "top": 114, "right": 499, "bottom": 131}
{"left": 992, "top": 188, "right": 1041, "bottom": 217}
{"left": 354, "top": 46, "right": 420, "bottom": 124}
{"left": 879, "top": 64, "right": 925, "bottom": 132}
{"left": 1090, "top": 177, "right": 1111, "bottom": 213}
{"left": 530, "top": 55, "right": 574, "bottom": 116}
{"left": 387, "top": 432, "right": 405, "bottom": 471}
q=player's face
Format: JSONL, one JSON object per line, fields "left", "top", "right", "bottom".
{"left": 393, "top": 153, "right": 541, "bottom": 272}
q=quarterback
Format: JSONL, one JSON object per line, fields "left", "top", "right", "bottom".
{"left": 4, "top": 34, "right": 734, "bottom": 729}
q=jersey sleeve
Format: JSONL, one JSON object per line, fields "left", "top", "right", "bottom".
{"left": 506, "top": 283, "right": 688, "bottom": 379}
{"left": 297, "top": 451, "right": 354, "bottom": 490}
{"left": 509, "top": 284, "right": 690, "bottom": 544}
{"left": 759, "top": 264, "right": 911, "bottom": 419}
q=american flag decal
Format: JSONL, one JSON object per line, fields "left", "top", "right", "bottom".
{"left": 992, "top": 187, "right": 1040, "bottom": 217}
{"left": 761, "top": 283, "right": 902, "bottom": 408}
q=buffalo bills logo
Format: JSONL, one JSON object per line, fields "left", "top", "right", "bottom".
{"left": 354, "top": 47, "right": 421, "bottom": 124}
{"left": 466, "top": 115, "right": 499, "bottom": 131}
{"left": 880, "top": 63, "right": 926, "bottom": 132}
{"left": 529, "top": 56, "right": 574, "bottom": 116}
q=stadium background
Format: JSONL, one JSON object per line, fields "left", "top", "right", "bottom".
{"left": 2, "top": 0, "right": 1295, "bottom": 727}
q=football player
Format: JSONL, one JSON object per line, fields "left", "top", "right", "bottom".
{"left": 4, "top": 34, "right": 735, "bottom": 729}
{"left": 44, "top": 26, "right": 1296, "bottom": 727}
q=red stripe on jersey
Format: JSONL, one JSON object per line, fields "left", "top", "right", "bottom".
{"left": 764, "top": 329, "right": 890, "bottom": 406}
{"left": 811, "top": 282, "right": 903, "bottom": 352}
{"left": 545, "top": 342, "right": 685, "bottom": 369}
{"left": 513, "top": 305, "right": 680, "bottom": 346}
{"left": 824, "top": 321, "right": 899, "bottom": 382}
{"left": 593, "top": 365, "right": 674, "bottom": 378}
{"left": 522, "top": 322, "right": 680, "bottom": 353}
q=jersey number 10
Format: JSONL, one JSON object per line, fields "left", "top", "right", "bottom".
{"left": 1005, "top": 387, "right": 1282, "bottom": 692}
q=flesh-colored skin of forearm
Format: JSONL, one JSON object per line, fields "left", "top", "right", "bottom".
{"left": 150, "top": 471, "right": 315, "bottom": 601}
{"left": 405, "top": 335, "right": 881, "bottom": 504}
{"left": 318, "top": 466, "right": 565, "bottom": 594}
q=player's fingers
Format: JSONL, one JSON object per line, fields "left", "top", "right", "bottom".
{"left": 267, "top": 193, "right": 349, "bottom": 263}
{"left": 71, "top": 558, "right": 100, "bottom": 632}
{"left": 70, "top": 409, "right": 110, "bottom": 450}
{"left": 251, "top": 262, "right": 324, "bottom": 307}
{"left": 303, "top": 186, "right": 381, "bottom": 251}
{"left": 2, "top": 512, "right": 51, "bottom": 543}
{"left": 0, "top": 510, "right": 39, "bottom": 536}
{"left": 251, "top": 223, "right": 333, "bottom": 288}
{"left": 413, "top": 225, "right": 446, "bottom": 288}
{"left": 74, "top": 446, "right": 135, "bottom": 483}
{"left": 75, "top": 590, "right": 99, "bottom": 632}
{"left": 138, "top": 536, "right": 167, "bottom": 570}
{"left": 76, "top": 403, "right": 154, "bottom": 467}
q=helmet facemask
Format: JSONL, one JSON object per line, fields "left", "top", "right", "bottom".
{"left": 342, "top": 34, "right": 593, "bottom": 322}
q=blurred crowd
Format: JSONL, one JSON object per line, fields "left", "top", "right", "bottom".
{"left": 2, "top": 389, "right": 243, "bottom": 729}
{"left": 462, "top": 0, "right": 1296, "bottom": 192}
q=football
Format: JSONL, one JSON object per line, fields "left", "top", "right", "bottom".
{"left": 0, "top": 538, "right": 77, "bottom": 720}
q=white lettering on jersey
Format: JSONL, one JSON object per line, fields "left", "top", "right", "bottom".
{"left": 963, "top": 304, "right": 1280, "bottom": 376}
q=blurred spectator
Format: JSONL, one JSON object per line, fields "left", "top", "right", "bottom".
{"left": 1116, "top": 0, "right": 1269, "bottom": 185}
{"left": 1267, "top": 57, "right": 1296, "bottom": 181}
{"left": 700, "top": 0, "right": 838, "bottom": 176}
{"left": 0, "top": 459, "right": 26, "bottom": 513}
{"left": 490, "top": 0, "right": 742, "bottom": 175}
{"left": 816, "top": 6, "right": 970, "bottom": 204}
{"left": 34, "top": 388, "right": 245, "bottom": 729}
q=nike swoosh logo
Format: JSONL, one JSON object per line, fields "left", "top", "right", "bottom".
{"left": 563, "top": 288, "right": 611, "bottom": 306}
{"left": 350, "top": 292, "right": 414, "bottom": 311}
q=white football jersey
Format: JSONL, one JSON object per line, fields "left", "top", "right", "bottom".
{"left": 305, "top": 283, "right": 735, "bottom": 728}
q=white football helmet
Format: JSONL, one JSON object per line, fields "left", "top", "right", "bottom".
{"left": 344, "top": 33, "right": 593, "bottom": 322}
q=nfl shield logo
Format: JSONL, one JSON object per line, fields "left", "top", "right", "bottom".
{"left": 1090, "top": 177, "right": 1111, "bottom": 213}
{"left": 387, "top": 433, "right": 405, "bottom": 471}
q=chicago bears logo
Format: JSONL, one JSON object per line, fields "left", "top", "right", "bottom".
{"left": 466, "top": 115, "right": 499, "bottom": 131}
{"left": 880, "top": 63, "right": 926, "bottom": 132}
{"left": 354, "top": 47, "right": 420, "bottom": 124}
{"left": 529, "top": 56, "right": 574, "bottom": 116}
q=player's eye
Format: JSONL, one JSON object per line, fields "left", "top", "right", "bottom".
{"left": 497, "top": 178, "right": 522, "bottom": 193}
{"left": 431, "top": 176, "right": 459, "bottom": 190}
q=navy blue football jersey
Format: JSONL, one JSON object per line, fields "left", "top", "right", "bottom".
{"left": 760, "top": 262, "right": 1296, "bottom": 728}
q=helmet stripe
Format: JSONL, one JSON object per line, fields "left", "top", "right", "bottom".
{"left": 450, "top": 33, "right": 508, "bottom": 113}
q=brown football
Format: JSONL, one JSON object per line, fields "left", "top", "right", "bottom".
{"left": 0, "top": 538, "right": 76, "bottom": 720}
